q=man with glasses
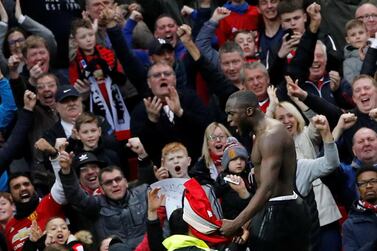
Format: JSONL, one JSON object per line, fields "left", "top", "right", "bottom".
{"left": 130, "top": 62, "right": 210, "bottom": 166}
{"left": 59, "top": 151, "right": 148, "bottom": 250}
{"left": 342, "top": 166, "right": 377, "bottom": 251}
{"left": 355, "top": 2, "right": 377, "bottom": 38}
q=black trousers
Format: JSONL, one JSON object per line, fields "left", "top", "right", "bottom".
{"left": 249, "top": 197, "right": 311, "bottom": 251}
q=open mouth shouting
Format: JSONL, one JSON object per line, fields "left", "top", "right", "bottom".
{"left": 19, "top": 191, "right": 31, "bottom": 203}
{"left": 55, "top": 233, "right": 66, "bottom": 244}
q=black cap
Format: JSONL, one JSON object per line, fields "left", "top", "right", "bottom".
{"left": 55, "top": 85, "right": 80, "bottom": 102}
{"left": 73, "top": 152, "right": 106, "bottom": 174}
{"left": 148, "top": 38, "right": 174, "bottom": 55}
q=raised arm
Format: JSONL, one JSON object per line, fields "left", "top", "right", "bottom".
{"left": 195, "top": 7, "right": 230, "bottom": 67}
{"left": 59, "top": 148, "right": 101, "bottom": 216}
{"left": 16, "top": 0, "right": 57, "bottom": 59}
{"left": 296, "top": 115, "right": 340, "bottom": 196}
{"left": 179, "top": 24, "right": 237, "bottom": 109}
{"left": 0, "top": 90, "right": 35, "bottom": 169}
{"left": 102, "top": 5, "right": 150, "bottom": 96}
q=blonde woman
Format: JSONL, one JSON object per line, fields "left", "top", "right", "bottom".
{"left": 190, "top": 122, "right": 232, "bottom": 181}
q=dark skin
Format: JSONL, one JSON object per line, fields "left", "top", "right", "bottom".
{"left": 221, "top": 97, "right": 297, "bottom": 236}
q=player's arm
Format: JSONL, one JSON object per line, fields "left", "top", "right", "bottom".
{"left": 222, "top": 131, "right": 283, "bottom": 235}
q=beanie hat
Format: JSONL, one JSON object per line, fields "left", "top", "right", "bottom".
{"left": 221, "top": 137, "right": 248, "bottom": 169}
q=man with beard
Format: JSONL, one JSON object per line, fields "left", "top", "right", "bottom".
{"left": 220, "top": 90, "right": 310, "bottom": 251}
{"left": 342, "top": 167, "right": 377, "bottom": 251}
{"left": 5, "top": 171, "right": 65, "bottom": 251}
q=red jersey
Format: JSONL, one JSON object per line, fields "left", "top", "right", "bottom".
{"left": 5, "top": 194, "right": 64, "bottom": 251}
{"left": 216, "top": 6, "right": 260, "bottom": 46}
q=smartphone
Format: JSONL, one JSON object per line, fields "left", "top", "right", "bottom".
{"left": 285, "top": 28, "right": 294, "bottom": 41}
{"left": 224, "top": 176, "right": 240, "bottom": 185}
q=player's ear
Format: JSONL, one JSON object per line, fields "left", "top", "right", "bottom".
{"left": 246, "top": 107, "right": 254, "bottom": 116}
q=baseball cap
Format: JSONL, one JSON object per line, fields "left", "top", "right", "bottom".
{"left": 73, "top": 152, "right": 106, "bottom": 174}
{"left": 55, "top": 85, "right": 80, "bottom": 102}
{"left": 149, "top": 38, "right": 174, "bottom": 55}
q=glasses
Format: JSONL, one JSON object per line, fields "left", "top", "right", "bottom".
{"left": 208, "top": 135, "right": 227, "bottom": 142}
{"left": 101, "top": 176, "right": 124, "bottom": 187}
{"left": 36, "top": 82, "right": 57, "bottom": 91}
{"left": 8, "top": 38, "right": 25, "bottom": 46}
{"left": 357, "top": 178, "right": 377, "bottom": 188}
{"left": 148, "top": 71, "right": 174, "bottom": 79}
{"left": 357, "top": 14, "right": 377, "bottom": 21}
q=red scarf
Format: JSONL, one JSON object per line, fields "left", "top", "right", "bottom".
{"left": 210, "top": 151, "right": 222, "bottom": 167}
{"left": 359, "top": 200, "right": 377, "bottom": 213}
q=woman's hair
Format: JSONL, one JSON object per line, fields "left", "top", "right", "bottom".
{"left": 274, "top": 102, "right": 306, "bottom": 134}
{"left": 3, "top": 27, "right": 28, "bottom": 58}
{"left": 201, "top": 122, "right": 231, "bottom": 167}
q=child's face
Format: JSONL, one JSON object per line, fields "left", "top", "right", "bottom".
{"left": 228, "top": 157, "right": 246, "bottom": 174}
{"left": 0, "top": 197, "right": 14, "bottom": 223}
{"left": 346, "top": 26, "right": 369, "bottom": 49}
{"left": 162, "top": 150, "right": 191, "bottom": 178}
{"left": 234, "top": 33, "right": 256, "bottom": 58}
{"left": 46, "top": 218, "right": 70, "bottom": 245}
{"left": 77, "top": 122, "right": 101, "bottom": 150}
{"left": 75, "top": 27, "right": 96, "bottom": 52}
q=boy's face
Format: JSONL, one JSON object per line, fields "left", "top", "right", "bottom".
{"left": 46, "top": 218, "right": 70, "bottom": 245}
{"left": 162, "top": 150, "right": 191, "bottom": 178}
{"left": 281, "top": 9, "right": 307, "bottom": 34}
{"left": 77, "top": 122, "right": 101, "bottom": 150}
{"left": 75, "top": 27, "right": 96, "bottom": 53}
{"left": 234, "top": 33, "right": 255, "bottom": 58}
{"left": 228, "top": 157, "right": 246, "bottom": 174}
{"left": 346, "top": 26, "right": 369, "bottom": 49}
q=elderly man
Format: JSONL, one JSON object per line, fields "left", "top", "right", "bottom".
{"left": 338, "top": 128, "right": 377, "bottom": 206}
{"left": 355, "top": 2, "right": 377, "bottom": 38}
{"left": 43, "top": 85, "right": 82, "bottom": 145}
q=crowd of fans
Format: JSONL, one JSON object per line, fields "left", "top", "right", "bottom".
{"left": 0, "top": 0, "right": 376, "bottom": 250}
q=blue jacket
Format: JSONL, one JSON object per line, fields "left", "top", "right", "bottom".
{"left": 0, "top": 77, "right": 17, "bottom": 130}
{"left": 342, "top": 202, "right": 377, "bottom": 251}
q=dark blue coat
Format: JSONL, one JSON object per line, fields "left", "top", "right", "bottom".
{"left": 342, "top": 203, "right": 377, "bottom": 251}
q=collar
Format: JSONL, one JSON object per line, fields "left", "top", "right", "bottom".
{"left": 60, "top": 119, "right": 74, "bottom": 138}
